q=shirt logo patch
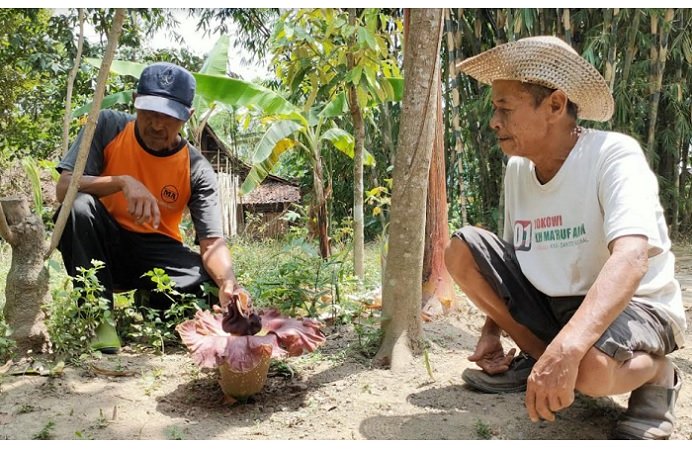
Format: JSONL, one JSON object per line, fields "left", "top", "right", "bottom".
{"left": 513, "top": 220, "right": 532, "bottom": 251}
{"left": 161, "top": 185, "right": 179, "bottom": 203}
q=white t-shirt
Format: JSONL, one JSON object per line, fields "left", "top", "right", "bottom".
{"left": 502, "top": 129, "right": 686, "bottom": 347}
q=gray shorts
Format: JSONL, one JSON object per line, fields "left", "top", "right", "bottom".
{"left": 452, "top": 226, "right": 678, "bottom": 362}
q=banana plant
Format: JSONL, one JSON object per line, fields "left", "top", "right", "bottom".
{"left": 238, "top": 92, "right": 378, "bottom": 259}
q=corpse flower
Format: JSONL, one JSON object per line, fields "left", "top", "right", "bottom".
{"left": 176, "top": 292, "right": 325, "bottom": 403}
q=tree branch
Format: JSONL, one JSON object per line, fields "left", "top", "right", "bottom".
{"left": 46, "top": 9, "right": 126, "bottom": 259}
{"left": 61, "top": 8, "right": 86, "bottom": 158}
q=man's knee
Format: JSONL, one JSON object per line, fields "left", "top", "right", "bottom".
{"left": 575, "top": 347, "right": 617, "bottom": 397}
{"left": 444, "top": 228, "right": 479, "bottom": 283}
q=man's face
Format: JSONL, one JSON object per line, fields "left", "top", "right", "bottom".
{"left": 135, "top": 108, "right": 186, "bottom": 151}
{"left": 489, "top": 80, "right": 550, "bottom": 157}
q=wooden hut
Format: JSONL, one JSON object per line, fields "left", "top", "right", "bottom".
{"left": 198, "top": 125, "right": 300, "bottom": 238}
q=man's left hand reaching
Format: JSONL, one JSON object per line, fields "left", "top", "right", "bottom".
{"left": 525, "top": 343, "right": 580, "bottom": 422}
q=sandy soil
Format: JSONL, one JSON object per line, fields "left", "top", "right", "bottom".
{"left": 1, "top": 251, "right": 691, "bottom": 440}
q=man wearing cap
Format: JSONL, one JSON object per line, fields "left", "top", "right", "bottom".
{"left": 444, "top": 36, "right": 686, "bottom": 439}
{"left": 55, "top": 62, "right": 244, "bottom": 352}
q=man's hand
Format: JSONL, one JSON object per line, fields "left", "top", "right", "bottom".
{"left": 119, "top": 175, "right": 161, "bottom": 228}
{"left": 525, "top": 344, "right": 580, "bottom": 422}
{"left": 217, "top": 279, "right": 249, "bottom": 310}
{"left": 468, "top": 334, "right": 517, "bottom": 375}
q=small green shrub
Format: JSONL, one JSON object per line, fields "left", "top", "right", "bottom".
{"left": 251, "top": 240, "right": 359, "bottom": 318}
{"left": 32, "top": 420, "right": 56, "bottom": 440}
{"left": 0, "top": 314, "right": 15, "bottom": 360}
{"left": 474, "top": 419, "right": 493, "bottom": 439}
{"left": 47, "top": 261, "right": 111, "bottom": 357}
{"left": 114, "top": 269, "right": 212, "bottom": 353}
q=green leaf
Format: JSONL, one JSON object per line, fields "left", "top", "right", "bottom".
{"left": 240, "top": 137, "right": 297, "bottom": 195}
{"left": 251, "top": 120, "right": 303, "bottom": 165}
{"left": 86, "top": 58, "right": 145, "bottom": 78}
{"left": 319, "top": 92, "right": 348, "bottom": 118}
{"left": 83, "top": 59, "right": 299, "bottom": 116}
{"left": 194, "top": 74, "right": 298, "bottom": 115}
{"left": 383, "top": 77, "right": 404, "bottom": 101}
{"left": 72, "top": 90, "right": 134, "bottom": 117}
{"left": 321, "top": 128, "right": 376, "bottom": 166}
{"left": 199, "top": 36, "right": 229, "bottom": 76}
{"left": 357, "top": 26, "right": 378, "bottom": 51}
{"left": 321, "top": 128, "right": 354, "bottom": 154}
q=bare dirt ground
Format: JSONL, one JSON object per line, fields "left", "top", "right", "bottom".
{"left": 1, "top": 247, "right": 691, "bottom": 440}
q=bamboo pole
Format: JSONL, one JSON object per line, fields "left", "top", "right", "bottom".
{"left": 645, "top": 9, "right": 674, "bottom": 169}
{"left": 47, "top": 9, "right": 126, "bottom": 259}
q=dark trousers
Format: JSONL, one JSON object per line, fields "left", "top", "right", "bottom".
{"left": 56, "top": 193, "right": 212, "bottom": 308}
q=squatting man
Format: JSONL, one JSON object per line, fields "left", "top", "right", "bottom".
{"left": 444, "top": 36, "right": 686, "bottom": 440}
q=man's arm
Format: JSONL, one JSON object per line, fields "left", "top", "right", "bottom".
{"left": 525, "top": 234, "right": 649, "bottom": 422}
{"left": 56, "top": 171, "right": 161, "bottom": 228}
{"left": 199, "top": 236, "right": 239, "bottom": 308}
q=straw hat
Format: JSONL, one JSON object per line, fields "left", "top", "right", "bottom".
{"left": 456, "top": 36, "right": 614, "bottom": 122}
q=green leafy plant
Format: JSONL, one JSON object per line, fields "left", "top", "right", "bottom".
{"left": 253, "top": 243, "right": 356, "bottom": 318}
{"left": 32, "top": 420, "right": 56, "bottom": 440}
{"left": 474, "top": 419, "right": 493, "bottom": 440}
{"left": 165, "top": 426, "right": 185, "bottom": 440}
{"left": 47, "top": 260, "right": 111, "bottom": 357}
{"left": 0, "top": 314, "right": 15, "bottom": 360}
{"left": 113, "top": 269, "right": 212, "bottom": 353}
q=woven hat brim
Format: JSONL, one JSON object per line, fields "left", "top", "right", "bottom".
{"left": 456, "top": 39, "right": 614, "bottom": 122}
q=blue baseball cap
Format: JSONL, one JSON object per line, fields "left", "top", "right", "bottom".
{"left": 134, "top": 62, "right": 196, "bottom": 121}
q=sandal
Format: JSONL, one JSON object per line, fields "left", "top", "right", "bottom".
{"left": 461, "top": 352, "right": 535, "bottom": 393}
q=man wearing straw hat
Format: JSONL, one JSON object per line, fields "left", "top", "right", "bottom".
{"left": 444, "top": 36, "right": 686, "bottom": 439}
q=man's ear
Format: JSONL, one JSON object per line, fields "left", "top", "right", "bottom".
{"left": 547, "top": 90, "right": 569, "bottom": 120}
{"left": 188, "top": 107, "right": 195, "bottom": 120}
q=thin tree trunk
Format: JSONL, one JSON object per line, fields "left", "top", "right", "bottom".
{"left": 61, "top": 8, "right": 85, "bottom": 158}
{"left": 347, "top": 8, "right": 365, "bottom": 282}
{"left": 375, "top": 8, "right": 443, "bottom": 371}
{"left": 444, "top": 8, "right": 468, "bottom": 226}
{"left": 603, "top": 9, "right": 620, "bottom": 92}
{"left": 48, "top": 9, "right": 126, "bottom": 258}
{"left": 313, "top": 148, "right": 330, "bottom": 259}
{"left": 621, "top": 9, "right": 642, "bottom": 87}
{"left": 645, "top": 9, "right": 674, "bottom": 169}
{"left": 562, "top": 8, "right": 572, "bottom": 45}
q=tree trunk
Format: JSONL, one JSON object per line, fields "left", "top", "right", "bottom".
{"left": 421, "top": 79, "right": 455, "bottom": 319}
{"left": 374, "top": 8, "right": 443, "bottom": 371}
{"left": 444, "top": 8, "right": 468, "bottom": 227}
{"left": 645, "top": 9, "right": 674, "bottom": 169}
{"left": 621, "top": 9, "right": 642, "bottom": 88}
{"left": 312, "top": 149, "right": 331, "bottom": 259}
{"left": 0, "top": 198, "right": 51, "bottom": 355}
{"left": 562, "top": 9, "right": 572, "bottom": 45}
{"left": 61, "top": 8, "right": 85, "bottom": 158}
{"left": 347, "top": 8, "right": 365, "bottom": 282}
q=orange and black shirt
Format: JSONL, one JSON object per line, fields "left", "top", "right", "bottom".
{"left": 58, "top": 109, "right": 222, "bottom": 243}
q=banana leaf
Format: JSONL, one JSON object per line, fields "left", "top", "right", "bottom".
{"left": 240, "top": 137, "right": 297, "bottom": 195}
{"left": 321, "top": 128, "right": 376, "bottom": 166}
{"left": 239, "top": 120, "right": 303, "bottom": 194}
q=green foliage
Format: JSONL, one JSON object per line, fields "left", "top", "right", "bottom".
{"left": 474, "top": 419, "right": 493, "bottom": 440}
{"left": 32, "top": 420, "right": 56, "bottom": 440}
{"left": 0, "top": 313, "right": 14, "bottom": 361}
{"left": 114, "top": 269, "right": 212, "bottom": 353}
{"left": 47, "top": 261, "right": 111, "bottom": 357}
{"left": 251, "top": 240, "right": 357, "bottom": 317}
